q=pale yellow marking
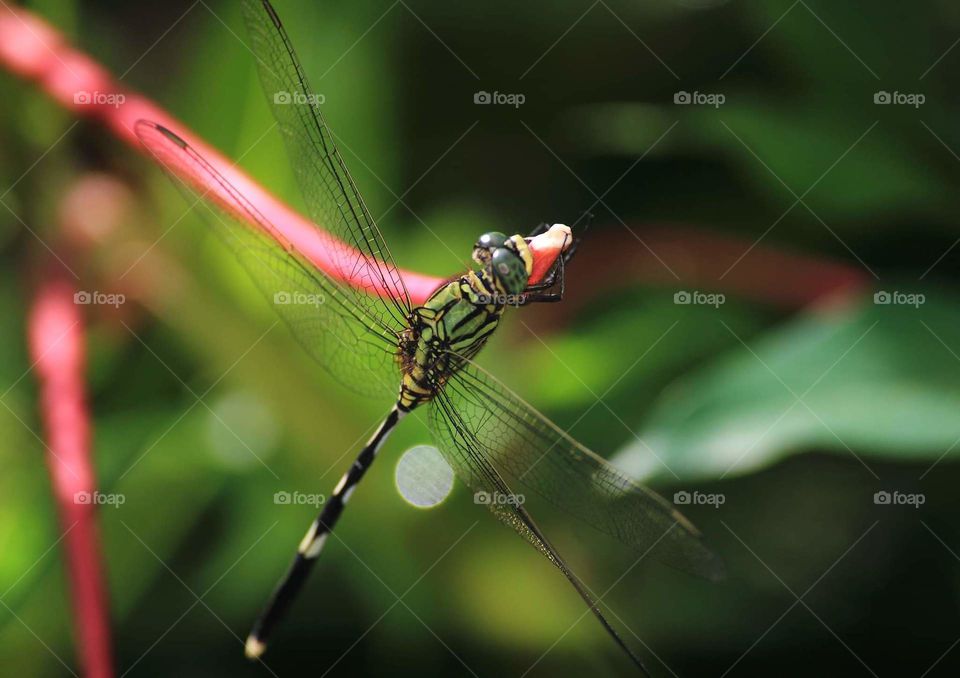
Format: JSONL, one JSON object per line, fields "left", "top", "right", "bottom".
{"left": 297, "top": 522, "right": 318, "bottom": 553}
{"left": 245, "top": 636, "right": 266, "bottom": 660}
{"left": 303, "top": 532, "right": 328, "bottom": 559}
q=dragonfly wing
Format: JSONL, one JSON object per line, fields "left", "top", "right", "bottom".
{"left": 430, "top": 389, "right": 653, "bottom": 671}
{"left": 242, "top": 0, "right": 412, "bottom": 326}
{"left": 431, "top": 357, "right": 723, "bottom": 581}
{"left": 431, "top": 392, "right": 650, "bottom": 675}
{"left": 136, "top": 120, "right": 401, "bottom": 399}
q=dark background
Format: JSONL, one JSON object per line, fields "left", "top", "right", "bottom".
{"left": 2, "top": 0, "right": 960, "bottom": 676}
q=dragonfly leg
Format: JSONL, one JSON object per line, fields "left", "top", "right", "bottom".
{"left": 525, "top": 250, "right": 566, "bottom": 293}
{"left": 525, "top": 265, "right": 562, "bottom": 291}
{"left": 520, "top": 292, "right": 563, "bottom": 304}
{"left": 245, "top": 405, "right": 405, "bottom": 660}
{"left": 550, "top": 210, "right": 592, "bottom": 270}
{"left": 526, "top": 226, "right": 585, "bottom": 294}
{"left": 521, "top": 250, "right": 567, "bottom": 305}
{"left": 559, "top": 233, "right": 584, "bottom": 265}
{"left": 526, "top": 221, "right": 552, "bottom": 238}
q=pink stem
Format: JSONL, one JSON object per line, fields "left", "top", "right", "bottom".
{"left": 0, "top": 7, "right": 864, "bottom": 308}
{"left": 28, "top": 270, "right": 114, "bottom": 678}
{"left": 552, "top": 225, "right": 869, "bottom": 316}
{"left": 0, "top": 6, "right": 568, "bottom": 303}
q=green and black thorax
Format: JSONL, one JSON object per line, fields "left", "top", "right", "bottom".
{"left": 397, "top": 232, "right": 534, "bottom": 411}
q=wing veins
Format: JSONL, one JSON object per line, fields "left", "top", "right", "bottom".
{"left": 242, "top": 0, "right": 412, "bottom": 325}
{"left": 431, "top": 391, "right": 649, "bottom": 673}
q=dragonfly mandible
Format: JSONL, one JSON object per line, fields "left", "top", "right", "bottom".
{"left": 134, "top": 0, "right": 721, "bottom": 673}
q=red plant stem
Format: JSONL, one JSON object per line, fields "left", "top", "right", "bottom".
{"left": 0, "top": 7, "right": 867, "bottom": 308}
{"left": 28, "top": 270, "right": 114, "bottom": 678}
{"left": 562, "top": 225, "right": 869, "bottom": 311}
{"left": 0, "top": 6, "right": 567, "bottom": 302}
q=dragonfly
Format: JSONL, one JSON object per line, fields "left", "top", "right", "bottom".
{"left": 135, "top": 0, "right": 721, "bottom": 672}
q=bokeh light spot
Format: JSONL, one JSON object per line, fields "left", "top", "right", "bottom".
{"left": 395, "top": 445, "right": 454, "bottom": 508}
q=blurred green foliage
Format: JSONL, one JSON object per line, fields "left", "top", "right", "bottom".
{"left": 3, "top": 0, "right": 960, "bottom": 676}
{"left": 619, "top": 291, "right": 960, "bottom": 480}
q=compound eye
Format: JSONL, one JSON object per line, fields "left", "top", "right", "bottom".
{"left": 491, "top": 247, "right": 528, "bottom": 295}
{"left": 475, "top": 231, "right": 508, "bottom": 250}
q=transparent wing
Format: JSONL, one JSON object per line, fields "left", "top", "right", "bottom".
{"left": 136, "top": 121, "right": 402, "bottom": 398}
{"left": 431, "top": 357, "right": 723, "bottom": 581}
{"left": 242, "top": 0, "right": 412, "bottom": 327}
{"left": 430, "top": 391, "right": 649, "bottom": 670}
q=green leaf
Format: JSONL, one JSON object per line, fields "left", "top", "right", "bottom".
{"left": 615, "top": 289, "right": 960, "bottom": 481}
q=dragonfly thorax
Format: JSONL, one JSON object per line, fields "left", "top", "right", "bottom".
{"left": 396, "top": 266, "right": 513, "bottom": 411}
{"left": 395, "top": 232, "right": 535, "bottom": 410}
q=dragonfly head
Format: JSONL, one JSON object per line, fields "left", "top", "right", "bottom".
{"left": 472, "top": 231, "right": 507, "bottom": 266}
{"left": 473, "top": 231, "right": 532, "bottom": 296}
